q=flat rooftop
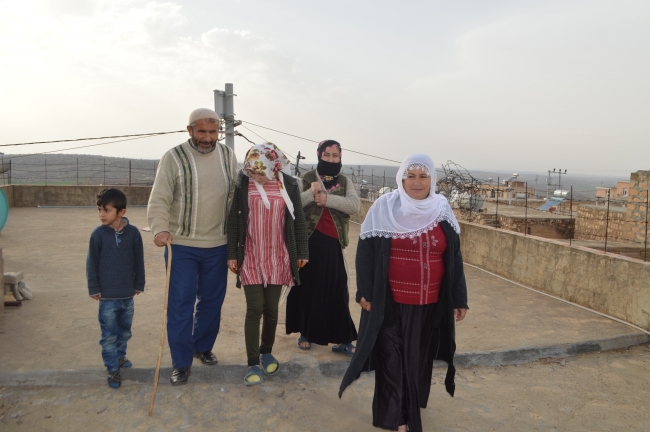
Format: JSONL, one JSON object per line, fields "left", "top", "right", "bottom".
{"left": 0, "top": 207, "right": 644, "bottom": 374}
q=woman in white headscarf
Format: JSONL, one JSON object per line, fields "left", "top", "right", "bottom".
{"left": 227, "top": 143, "right": 309, "bottom": 386}
{"left": 338, "top": 154, "right": 469, "bottom": 432}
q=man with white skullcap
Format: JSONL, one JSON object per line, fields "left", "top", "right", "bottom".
{"left": 148, "top": 108, "right": 238, "bottom": 385}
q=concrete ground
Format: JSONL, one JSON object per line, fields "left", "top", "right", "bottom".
{"left": 0, "top": 207, "right": 649, "bottom": 430}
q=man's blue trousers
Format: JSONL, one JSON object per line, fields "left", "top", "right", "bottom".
{"left": 165, "top": 244, "right": 228, "bottom": 368}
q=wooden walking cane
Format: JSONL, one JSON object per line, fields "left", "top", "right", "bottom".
{"left": 149, "top": 241, "right": 172, "bottom": 416}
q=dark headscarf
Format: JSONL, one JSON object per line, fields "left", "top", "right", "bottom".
{"left": 317, "top": 140, "right": 342, "bottom": 191}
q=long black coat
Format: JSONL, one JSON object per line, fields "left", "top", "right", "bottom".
{"left": 339, "top": 220, "right": 468, "bottom": 397}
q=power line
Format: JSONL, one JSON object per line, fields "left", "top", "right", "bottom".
{"left": 240, "top": 120, "right": 402, "bottom": 164}
{"left": 0, "top": 131, "right": 186, "bottom": 147}
{"left": 4, "top": 134, "right": 163, "bottom": 159}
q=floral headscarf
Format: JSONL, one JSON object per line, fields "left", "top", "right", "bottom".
{"left": 243, "top": 143, "right": 295, "bottom": 219}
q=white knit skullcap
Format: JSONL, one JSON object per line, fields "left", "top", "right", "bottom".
{"left": 188, "top": 108, "right": 220, "bottom": 126}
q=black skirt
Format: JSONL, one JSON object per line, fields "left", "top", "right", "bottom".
{"left": 285, "top": 229, "right": 358, "bottom": 345}
{"left": 372, "top": 301, "right": 438, "bottom": 432}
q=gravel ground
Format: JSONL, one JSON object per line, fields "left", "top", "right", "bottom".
{"left": 1, "top": 345, "right": 648, "bottom": 432}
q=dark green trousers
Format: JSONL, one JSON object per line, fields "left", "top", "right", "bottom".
{"left": 243, "top": 284, "right": 283, "bottom": 366}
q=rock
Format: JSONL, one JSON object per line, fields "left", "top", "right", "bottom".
{"left": 11, "top": 284, "right": 23, "bottom": 301}
{"left": 3, "top": 272, "right": 24, "bottom": 285}
{"left": 18, "top": 281, "right": 32, "bottom": 300}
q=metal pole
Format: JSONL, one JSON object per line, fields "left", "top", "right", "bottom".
{"left": 643, "top": 188, "right": 650, "bottom": 261}
{"left": 525, "top": 182, "right": 528, "bottom": 235}
{"left": 129, "top": 160, "right": 132, "bottom": 186}
{"left": 224, "top": 83, "right": 235, "bottom": 151}
{"left": 604, "top": 189, "right": 610, "bottom": 253}
{"left": 495, "top": 177, "right": 500, "bottom": 228}
{"left": 45, "top": 158, "right": 47, "bottom": 186}
{"left": 8, "top": 160, "right": 11, "bottom": 185}
{"left": 570, "top": 186, "right": 573, "bottom": 246}
{"left": 76, "top": 158, "right": 79, "bottom": 185}
{"left": 103, "top": 159, "right": 106, "bottom": 185}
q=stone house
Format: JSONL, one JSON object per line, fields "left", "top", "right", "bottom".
{"left": 575, "top": 170, "right": 649, "bottom": 244}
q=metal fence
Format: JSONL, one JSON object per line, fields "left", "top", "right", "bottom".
{"left": 1, "top": 158, "right": 159, "bottom": 186}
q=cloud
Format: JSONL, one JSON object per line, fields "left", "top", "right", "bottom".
{"left": 0, "top": 0, "right": 298, "bottom": 158}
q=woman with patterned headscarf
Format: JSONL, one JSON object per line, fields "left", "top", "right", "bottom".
{"left": 339, "top": 154, "right": 469, "bottom": 432}
{"left": 226, "top": 143, "right": 309, "bottom": 386}
{"left": 285, "top": 140, "right": 360, "bottom": 354}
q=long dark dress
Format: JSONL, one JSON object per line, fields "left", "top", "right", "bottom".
{"left": 339, "top": 221, "right": 469, "bottom": 432}
{"left": 285, "top": 229, "right": 358, "bottom": 345}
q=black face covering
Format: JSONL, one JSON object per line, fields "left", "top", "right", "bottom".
{"left": 317, "top": 159, "right": 342, "bottom": 177}
{"left": 317, "top": 140, "right": 342, "bottom": 190}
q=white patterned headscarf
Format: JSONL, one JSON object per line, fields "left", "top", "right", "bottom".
{"left": 243, "top": 143, "right": 295, "bottom": 219}
{"left": 360, "top": 154, "right": 460, "bottom": 239}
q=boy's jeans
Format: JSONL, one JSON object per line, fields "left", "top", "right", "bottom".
{"left": 98, "top": 298, "right": 134, "bottom": 372}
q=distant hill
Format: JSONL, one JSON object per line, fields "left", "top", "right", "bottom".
{"left": 0, "top": 154, "right": 630, "bottom": 201}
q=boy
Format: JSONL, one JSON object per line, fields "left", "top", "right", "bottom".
{"left": 87, "top": 188, "right": 145, "bottom": 388}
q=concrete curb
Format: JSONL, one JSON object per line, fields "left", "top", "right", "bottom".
{"left": 1, "top": 333, "right": 647, "bottom": 387}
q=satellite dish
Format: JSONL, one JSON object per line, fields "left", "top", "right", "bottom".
{"left": 0, "top": 189, "right": 8, "bottom": 232}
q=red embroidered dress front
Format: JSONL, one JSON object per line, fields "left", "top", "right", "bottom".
{"left": 240, "top": 180, "right": 294, "bottom": 287}
{"left": 388, "top": 224, "right": 447, "bottom": 305}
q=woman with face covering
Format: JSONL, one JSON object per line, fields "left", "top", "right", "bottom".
{"left": 226, "top": 143, "right": 309, "bottom": 386}
{"left": 285, "top": 140, "right": 360, "bottom": 354}
{"left": 338, "top": 154, "right": 469, "bottom": 432}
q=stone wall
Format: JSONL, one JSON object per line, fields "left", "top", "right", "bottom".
{"left": 495, "top": 215, "right": 574, "bottom": 239}
{"left": 574, "top": 205, "right": 627, "bottom": 241}
{"left": 3, "top": 185, "right": 152, "bottom": 207}
{"left": 0, "top": 248, "right": 3, "bottom": 314}
{"left": 625, "top": 170, "right": 650, "bottom": 244}
{"left": 350, "top": 198, "right": 373, "bottom": 224}
{"left": 454, "top": 209, "right": 574, "bottom": 239}
{"left": 459, "top": 221, "right": 650, "bottom": 331}
{"left": 0, "top": 185, "right": 14, "bottom": 209}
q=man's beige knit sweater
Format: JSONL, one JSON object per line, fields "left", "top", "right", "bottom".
{"left": 147, "top": 140, "right": 238, "bottom": 248}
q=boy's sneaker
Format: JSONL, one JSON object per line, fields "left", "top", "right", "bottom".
{"left": 107, "top": 370, "right": 121, "bottom": 388}
{"left": 118, "top": 357, "right": 132, "bottom": 369}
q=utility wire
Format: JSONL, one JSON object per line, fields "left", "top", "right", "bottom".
{"left": 5, "top": 134, "right": 163, "bottom": 160}
{"left": 0, "top": 131, "right": 185, "bottom": 147}
{"left": 240, "top": 120, "right": 402, "bottom": 164}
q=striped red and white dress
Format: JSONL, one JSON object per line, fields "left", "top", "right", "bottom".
{"left": 240, "top": 180, "right": 294, "bottom": 287}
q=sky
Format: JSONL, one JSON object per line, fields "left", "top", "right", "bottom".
{"left": 0, "top": 0, "right": 648, "bottom": 177}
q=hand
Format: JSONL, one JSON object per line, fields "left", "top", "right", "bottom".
{"left": 227, "top": 260, "right": 238, "bottom": 274}
{"left": 298, "top": 259, "right": 309, "bottom": 268}
{"left": 135, "top": 291, "right": 142, "bottom": 295}
{"left": 91, "top": 294, "right": 102, "bottom": 300}
{"left": 154, "top": 232, "right": 172, "bottom": 247}
{"left": 310, "top": 182, "right": 322, "bottom": 196}
{"left": 359, "top": 297, "right": 372, "bottom": 312}
{"left": 454, "top": 308, "right": 468, "bottom": 322}
{"left": 314, "top": 192, "right": 328, "bottom": 207}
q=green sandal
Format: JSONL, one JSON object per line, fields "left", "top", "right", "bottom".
{"left": 244, "top": 365, "right": 263, "bottom": 386}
